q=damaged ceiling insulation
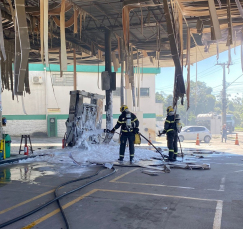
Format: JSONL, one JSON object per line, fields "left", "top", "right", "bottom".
{"left": 0, "top": 0, "right": 243, "bottom": 101}
{"left": 1, "top": 0, "right": 243, "bottom": 66}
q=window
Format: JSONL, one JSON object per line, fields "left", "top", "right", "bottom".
{"left": 193, "top": 127, "right": 205, "bottom": 132}
{"left": 52, "top": 74, "right": 74, "bottom": 86}
{"left": 113, "top": 87, "right": 121, "bottom": 97}
{"left": 136, "top": 88, "right": 150, "bottom": 97}
{"left": 185, "top": 127, "right": 193, "bottom": 132}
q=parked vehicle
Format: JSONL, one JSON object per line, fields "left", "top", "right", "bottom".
{"left": 178, "top": 126, "right": 212, "bottom": 143}
{"left": 226, "top": 114, "right": 235, "bottom": 133}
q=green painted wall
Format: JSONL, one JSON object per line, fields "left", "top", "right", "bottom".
{"left": 4, "top": 114, "right": 156, "bottom": 120}
{"left": 3, "top": 115, "right": 46, "bottom": 120}
{"left": 28, "top": 64, "right": 160, "bottom": 74}
{"left": 4, "top": 113, "right": 156, "bottom": 136}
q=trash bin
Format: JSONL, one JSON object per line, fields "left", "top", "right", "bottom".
{"left": 3, "top": 134, "right": 11, "bottom": 158}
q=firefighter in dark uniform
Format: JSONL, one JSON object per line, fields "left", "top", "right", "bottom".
{"left": 111, "top": 105, "right": 139, "bottom": 162}
{"left": 158, "top": 106, "right": 178, "bottom": 161}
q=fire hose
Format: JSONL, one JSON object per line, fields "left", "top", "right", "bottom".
{"left": 0, "top": 165, "right": 116, "bottom": 229}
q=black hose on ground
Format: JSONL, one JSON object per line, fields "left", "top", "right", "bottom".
{"left": 53, "top": 167, "right": 104, "bottom": 229}
{"left": 177, "top": 136, "right": 184, "bottom": 161}
{"left": 139, "top": 133, "right": 166, "bottom": 161}
{"left": 0, "top": 166, "right": 116, "bottom": 229}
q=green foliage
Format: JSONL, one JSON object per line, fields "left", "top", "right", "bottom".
{"left": 155, "top": 92, "right": 165, "bottom": 103}
{"left": 158, "top": 80, "right": 243, "bottom": 127}
{"left": 162, "top": 80, "right": 216, "bottom": 125}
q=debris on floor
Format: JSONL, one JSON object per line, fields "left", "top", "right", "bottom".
{"left": 142, "top": 170, "right": 159, "bottom": 176}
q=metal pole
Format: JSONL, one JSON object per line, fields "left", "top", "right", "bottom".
{"left": 73, "top": 48, "right": 77, "bottom": 90}
{"left": 222, "top": 63, "right": 226, "bottom": 126}
{"left": 105, "top": 29, "right": 113, "bottom": 130}
{"left": 44, "top": 67, "right": 48, "bottom": 121}
{"left": 0, "top": 61, "right": 2, "bottom": 140}
{"left": 120, "top": 39, "right": 124, "bottom": 106}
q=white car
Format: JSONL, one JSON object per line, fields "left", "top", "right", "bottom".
{"left": 178, "top": 126, "right": 212, "bottom": 143}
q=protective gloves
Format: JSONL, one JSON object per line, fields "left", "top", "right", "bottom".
{"left": 158, "top": 129, "right": 166, "bottom": 137}
{"left": 110, "top": 128, "right": 115, "bottom": 134}
{"left": 134, "top": 128, "right": 139, "bottom": 134}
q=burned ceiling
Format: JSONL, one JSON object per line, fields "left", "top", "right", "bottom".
{"left": 1, "top": 0, "right": 243, "bottom": 67}
{"left": 1, "top": 0, "right": 243, "bottom": 101}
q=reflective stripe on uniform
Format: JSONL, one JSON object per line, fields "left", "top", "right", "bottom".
{"left": 174, "top": 152, "right": 178, "bottom": 154}
{"left": 122, "top": 129, "right": 134, "bottom": 132}
{"left": 131, "top": 118, "right": 138, "bottom": 122}
{"left": 169, "top": 150, "right": 174, "bottom": 152}
{"left": 117, "top": 120, "right": 125, "bottom": 124}
{"left": 119, "top": 155, "right": 124, "bottom": 157}
{"left": 130, "top": 154, "right": 134, "bottom": 156}
{"left": 167, "top": 129, "right": 174, "bottom": 132}
{"left": 165, "top": 120, "right": 174, "bottom": 123}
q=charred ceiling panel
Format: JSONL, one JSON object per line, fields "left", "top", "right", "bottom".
{"left": 14, "top": 0, "right": 30, "bottom": 95}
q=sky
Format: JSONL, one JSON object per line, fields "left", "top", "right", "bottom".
{"left": 155, "top": 45, "right": 243, "bottom": 99}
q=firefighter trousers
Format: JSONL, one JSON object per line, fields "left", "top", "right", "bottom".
{"left": 119, "top": 133, "right": 135, "bottom": 161}
{"left": 167, "top": 132, "right": 178, "bottom": 160}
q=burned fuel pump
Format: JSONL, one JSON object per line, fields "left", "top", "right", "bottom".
{"left": 64, "top": 90, "right": 105, "bottom": 147}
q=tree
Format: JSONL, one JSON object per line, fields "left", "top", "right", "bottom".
{"left": 155, "top": 92, "right": 165, "bottom": 103}
{"left": 161, "top": 80, "right": 217, "bottom": 126}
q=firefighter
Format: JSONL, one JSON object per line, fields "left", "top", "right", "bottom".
{"left": 158, "top": 106, "right": 178, "bottom": 161}
{"left": 110, "top": 105, "right": 139, "bottom": 163}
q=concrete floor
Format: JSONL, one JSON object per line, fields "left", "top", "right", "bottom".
{"left": 0, "top": 150, "right": 243, "bottom": 229}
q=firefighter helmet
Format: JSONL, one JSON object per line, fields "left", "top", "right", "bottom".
{"left": 120, "top": 105, "right": 128, "bottom": 112}
{"left": 167, "top": 106, "right": 174, "bottom": 113}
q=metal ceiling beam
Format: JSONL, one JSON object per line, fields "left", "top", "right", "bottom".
{"left": 150, "top": 0, "right": 167, "bottom": 33}
{"left": 84, "top": 21, "right": 166, "bottom": 31}
{"left": 123, "top": 0, "right": 152, "bottom": 6}
{"left": 92, "top": 2, "right": 141, "bottom": 42}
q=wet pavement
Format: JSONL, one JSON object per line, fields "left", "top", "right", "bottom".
{"left": 0, "top": 136, "right": 243, "bottom": 228}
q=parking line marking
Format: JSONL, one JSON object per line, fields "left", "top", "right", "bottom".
{"left": 213, "top": 200, "right": 223, "bottom": 229}
{"left": 234, "top": 170, "right": 243, "bottom": 173}
{"left": 0, "top": 189, "right": 55, "bottom": 215}
{"left": 109, "top": 168, "right": 138, "bottom": 182}
{"left": 97, "top": 189, "right": 220, "bottom": 202}
{"left": 22, "top": 189, "right": 222, "bottom": 229}
{"left": 113, "top": 181, "right": 195, "bottom": 190}
{"left": 22, "top": 189, "right": 98, "bottom": 229}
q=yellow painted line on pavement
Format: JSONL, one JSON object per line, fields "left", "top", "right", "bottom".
{"left": 22, "top": 189, "right": 223, "bottom": 229}
{"left": 22, "top": 189, "right": 98, "bottom": 229}
{"left": 109, "top": 168, "right": 138, "bottom": 182}
{"left": 0, "top": 189, "right": 55, "bottom": 215}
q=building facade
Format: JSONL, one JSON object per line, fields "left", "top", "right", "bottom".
{"left": 2, "top": 64, "right": 160, "bottom": 140}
